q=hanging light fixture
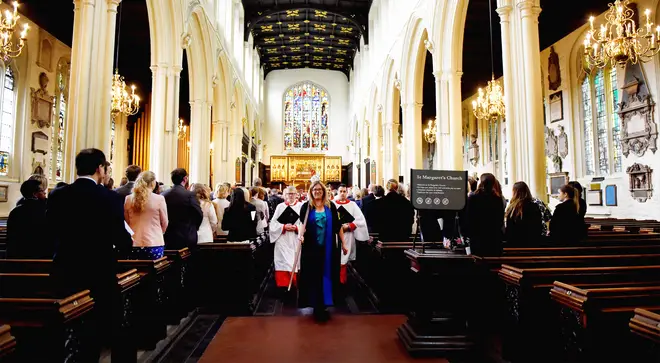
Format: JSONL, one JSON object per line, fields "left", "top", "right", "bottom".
{"left": 110, "top": 2, "right": 140, "bottom": 116}
{"left": 0, "top": 1, "right": 28, "bottom": 61}
{"left": 584, "top": 0, "right": 660, "bottom": 68}
{"left": 472, "top": 0, "right": 505, "bottom": 122}
{"left": 177, "top": 119, "right": 187, "bottom": 140}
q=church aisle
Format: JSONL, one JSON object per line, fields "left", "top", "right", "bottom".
{"left": 198, "top": 315, "right": 448, "bottom": 363}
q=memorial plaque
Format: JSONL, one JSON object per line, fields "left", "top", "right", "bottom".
{"left": 410, "top": 169, "right": 467, "bottom": 211}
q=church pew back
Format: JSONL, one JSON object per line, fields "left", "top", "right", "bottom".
{"left": 0, "top": 324, "right": 15, "bottom": 360}
{"left": 0, "top": 290, "right": 97, "bottom": 362}
{"left": 550, "top": 282, "right": 660, "bottom": 362}
{"left": 629, "top": 308, "right": 660, "bottom": 362}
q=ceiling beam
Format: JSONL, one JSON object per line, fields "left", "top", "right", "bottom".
{"left": 244, "top": 5, "right": 368, "bottom": 44}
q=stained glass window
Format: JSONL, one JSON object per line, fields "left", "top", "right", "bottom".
{"left": 611, "top": 67, "right": 622, "bottom": 173}
{"left": 594, "top": 70, "right": 609, "bottom": 175}
{"left": 581, "top": 77, "right": 595, "bottom": 176}
{"left": 283, "top": 82, "right": 329, "bottom": 152}
{"left": 52, "top": 68, "right": 67, "bottom": 182}
{"left": 0, "top": 66, "right": 15, "bottom": 176}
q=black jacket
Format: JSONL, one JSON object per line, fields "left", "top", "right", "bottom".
{"left": 48, "top": 178, "right": 132, "bottom": 298}
{"left": 7, "top": 198, "right": 52, "bottom": 259}
{"left": 505, "top": 200, "right": 542, "bottom": 247}
{"left": 222, "top": 203, "right": 257, "bottom": 242}
{"left": 360, "top": 193, "right": 377, "bottom": 232}
{"left": 465, "top": 192, "right": 505, "bottom": 256}
{"left": 375, "top": 192, "right": 414, "bottom": 242}
{"left": 550, "top": 200, "right": 582, "bottom": 244}
{"left": 162, "top": 185, "right": 203, "bottom": 249}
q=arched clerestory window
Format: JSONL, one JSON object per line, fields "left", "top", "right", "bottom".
{"left": 0, "top": 64, "right": 16, "bottom": 177}
{"left": 580, "top": 65, "right": 622, "bottom": 176}
{"left": 283, "top": 81, "right": 329, "bottom": 152}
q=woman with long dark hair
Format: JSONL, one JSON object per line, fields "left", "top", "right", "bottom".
{"left": 221, "top": 187, "right": 257, "bottom": 242}
{"left": 298, "top": 181, "right": 347, "bottom": 322}
{"left": 465, "top": 173, "right": 505, "bottom": 256}
{"left": 505, "top": 182, "right": 542, "bottom": 247}
{"left": 549, "top": 184, "right": 582, "bottom": 244}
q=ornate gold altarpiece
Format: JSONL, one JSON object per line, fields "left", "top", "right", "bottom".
{"left": 271, "top": 155, "right": 342, "bottom": 184}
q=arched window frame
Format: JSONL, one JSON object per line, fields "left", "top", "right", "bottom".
{"left": 51, "top": 58, "right": 70, "bottom": 183}
{"left": 282, "top": 80, "right": 330, "bottom": 153}
{"left": 578, "top": 64, "right": 623, "bottom": 177}
{"left": 0, "top": 61, "right": 17, "bottom": 179}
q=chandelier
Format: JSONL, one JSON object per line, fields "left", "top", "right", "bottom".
{"left": 584, "top": 1, "right": 660, "bottom": 68}
{"left": 110, "top": 3, "right": 139, "bottom": 117}
{"left": 472, "top": 0, "right": 505, "bottom": 122}
{"left": 472, "top": 74, "right": 505, "bottom": 121}
{"left": 177, "top": 119, "right": 187, "bottom": 140}
{"left": 0, "top": 2, "right": 29, "bottom": 61}
{"left": 423, "top": 118, "right": 437, "bottom": 144}
{"left": 111, "top": 70, "right": 140, "bottom": 116}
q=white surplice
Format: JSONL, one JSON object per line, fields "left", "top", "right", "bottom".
{"left": 333, "top": 199, "right": 368, "bottom": 265}
{"left": 269, "top": 201, "right": 303, "bottom": 283}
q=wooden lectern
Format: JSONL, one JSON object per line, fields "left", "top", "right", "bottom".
{"left": 397, "top": 248, "right": 477, "bottom": 357}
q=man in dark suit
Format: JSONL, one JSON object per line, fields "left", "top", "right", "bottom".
{"left": 115, "top": 164, "right": 142, "bottom": 199}
{"left": 375, "top": 179, "right": 414, "bottom": 242}
{"left": 162, "top": 168, "right": 203, "bottom": 249}
{"left": 48, "top": 148, "right": 132, "bottom": 360}
{"left": 362, "top": 185, "right": 384, "bottom": 233}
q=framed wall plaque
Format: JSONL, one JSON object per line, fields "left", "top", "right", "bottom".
{"left": 605, "top": 185, "right": 618, "bottom": 206}
{"left": 549, "top": 91, "right": 563, "bottom": 122}
{"left": 587, "top": 189, "right": 603, "bottom": 206}
{"left": 0, "top": 185, "right": 8, "bottom": 202}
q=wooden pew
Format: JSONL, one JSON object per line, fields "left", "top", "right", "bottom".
{"left": 164, "top": 248, "right": 192, "bottom": 322}
{"left": 0, "top": 291, "right": 97, "bottom": 362}
{"left": 629, "top": 308, "right": 660, "bottom": 362}
{"left": 498, "top": 264, "right": 660, "bottom": 361}
{"left": 191, "top": 240, "right": 271, "bottom": 315}
{"left": 550, "top": 282, "right": 660, "bottom": 362}
{"left": 0, "top": 270, "right": 142, "bottom": 362}
{"left": 0, "top": 325, "right": 16, "bottom": 360}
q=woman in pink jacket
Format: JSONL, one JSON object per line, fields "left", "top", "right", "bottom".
{"left": 124, "top": 171, "right": 169, "bottom": 259}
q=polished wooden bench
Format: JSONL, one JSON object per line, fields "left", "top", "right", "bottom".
{"left": 629, "top": 308, "right": 660, "bottom": 362}
{"left": 0, "top": 291, "right": 96, "bottom": 362}
{"left": 164, "top": 247, "right": 192, "bottom": 322}
{"left": 0, "top": 325, "right": 15, "bottom": 360}
{"left": 551, "top": 282, "right": 660, "bottom": 362}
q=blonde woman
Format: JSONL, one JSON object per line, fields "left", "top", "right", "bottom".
{"left": 298, "top": 180, "right": 348, "bottom": 322}
{"left": 212, "top": 183, "right": 230, "bottom": 236}
{"left": 194, "top": 184, "right": 217, "bottom": 243}
{"left": 124, "top": 171, "right": 169, "bottom": 259}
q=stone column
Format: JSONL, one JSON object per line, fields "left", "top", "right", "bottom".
{"left": 148, "top": 64, "right": 168, "bottom": 181}
{"left": 162, "top": 65, "right": 182, "bottom": 179}
{"left": 402, "top": 102, "right": 423, "bottom": 172}
{"left": 66, "top": 0, "right": 116, "bottom": 180}
{"left": 497, "top": 3, "right": 518, "bottom": 185}
{"left": 189, "top": 100, "right": 211, "bottom": 184}
{"left": 518, "top": 0, "right": 545, "bottom": 200}
{"left": 448, "top": 70, "right": 464, "bottom": 170}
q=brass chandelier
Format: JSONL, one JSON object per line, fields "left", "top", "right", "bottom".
{"left": 110, "top": 2, "right": 140, "bottom": 116}
{"left": 472, "top": 0, "right": 505, "bottom": 122}
{"left": 584, "top": 0, "right": 660, "bottom": 68}
{"left": 0, "top": 1, "right": 29, "bottom": 61}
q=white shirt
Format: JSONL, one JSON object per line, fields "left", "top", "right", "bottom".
{"left": 197, "top": 200, "right": 218, "bottom": 243}
{"left": 212, "top": 198, "right": 230, "bottom": 235}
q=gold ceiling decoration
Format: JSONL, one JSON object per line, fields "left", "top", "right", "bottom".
{"left": 340, "top": 27, "right": 353, "bottom": 33}
{"left": 315, "top": 10, "right": 328, "bottom": 18}
{"left": 286, "top": 10, "right": 299, "bottom": 17}
{"left": 260, "top": 25, "right": 273, "bottom": 32}
{"left": 314, "top": 24, "right": 326, "bottom": 31}
{"left": 264, "top": 37, "right": 276, "bottom": 44}
{"left": 288, "top": 23, "right": 300, "bottom": 31}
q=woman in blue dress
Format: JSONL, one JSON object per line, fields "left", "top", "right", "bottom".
{"left": 298, "top": 180, "right": 347, "bottom": 322}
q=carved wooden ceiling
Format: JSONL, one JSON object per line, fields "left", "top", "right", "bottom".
{"left": 242, "top": 0, "right": 372, "bottom": 79}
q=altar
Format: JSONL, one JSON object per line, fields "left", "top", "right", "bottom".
{"left": 270, "top": 155, "right": 342, "bottom": 187}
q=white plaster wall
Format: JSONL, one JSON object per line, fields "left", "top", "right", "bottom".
{"left": 263, "top": 68, "right": 350, "bottom": 163}
{"left": 0, "top": 3, "right": 71, "bottom": 217}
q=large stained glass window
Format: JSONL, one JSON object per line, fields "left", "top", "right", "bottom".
{"left": 52, "top": 63, "right": 68, "bottom": 182}
{"left": 580, "top": 65, "right": 621, "bottom": 176}
{"left": 283, "top": 82, "right": 329, "bottom": 152}
{"left": 0, "top": 66, "right": 15, "bottom": 176}
{"left": 581, "top": 77, "right": 595, "bottom": 176}
{"left": 610, "top": 67, "right": 622, "bottom": 173}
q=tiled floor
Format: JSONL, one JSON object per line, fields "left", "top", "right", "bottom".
{"left": 198, "top": 315, "right": 449, "bottom": 363}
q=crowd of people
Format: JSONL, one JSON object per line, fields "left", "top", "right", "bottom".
{"left": 4, "top": 147, "right": 589, "bottom": 339}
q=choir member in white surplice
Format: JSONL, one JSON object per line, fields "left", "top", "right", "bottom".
{"left": 269, "top": 186, "right": 303, "bottom": 288}
{"left": 333, "top": 184, "right": 368, "bottom": 283}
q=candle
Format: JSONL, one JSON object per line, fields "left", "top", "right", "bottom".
{"left": 590, "top": 16, "right": 595, "bottom": 30}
